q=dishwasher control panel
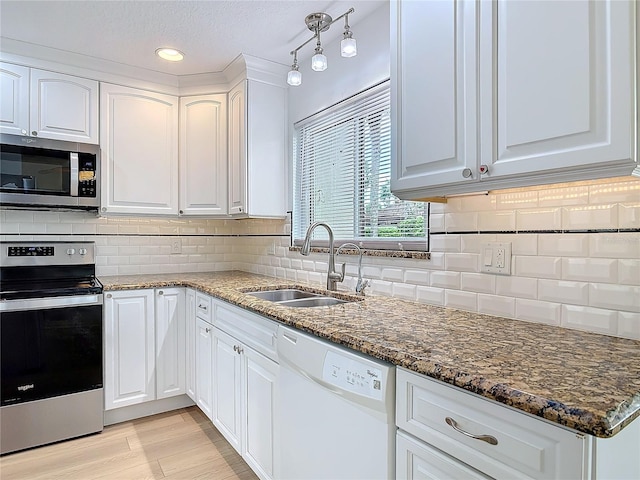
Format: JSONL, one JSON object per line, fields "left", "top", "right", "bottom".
{"left": 322, "top": 350, "right": 384, "bottom": 400}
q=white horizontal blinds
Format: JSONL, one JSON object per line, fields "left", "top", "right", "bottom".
{"left": 294, "top": 81, "right": 427, "bottom": 250}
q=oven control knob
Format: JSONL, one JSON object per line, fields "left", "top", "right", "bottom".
{"left": 66, "top": 248, "right": 75, "bottom": 255}
{"left": 79, "top": 248, "right": 87, "bottom": 256}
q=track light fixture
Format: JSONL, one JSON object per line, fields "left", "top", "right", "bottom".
{"left": 287, "top": 8, "right": 356, "bottom": 86}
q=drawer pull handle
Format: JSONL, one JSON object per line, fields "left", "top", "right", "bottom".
{"left": 445, "top": 417, "right": 498, "bottom": 446}
{"left": 198, "top": 304, "right": 208, "bottom": 310}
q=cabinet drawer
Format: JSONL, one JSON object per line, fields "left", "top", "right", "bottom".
{"left": 195, "top": 293, "right": 212, "bottom": 322}
{"left": 213, "top": 299, "right": 278, "bottom": 361}
{"left": 396, "top": 368, "right": 586, "bottom": 479}
{"left": 397, "top": 431, "right": 490, "bottom": 480}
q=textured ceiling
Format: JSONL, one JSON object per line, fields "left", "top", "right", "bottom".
{"left": 0, "top": 0, "right": 386, "bottom": 76}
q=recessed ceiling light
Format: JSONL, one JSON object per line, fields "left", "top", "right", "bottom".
{"left": 156, "top": 48, "right": 184, "bottom": 62}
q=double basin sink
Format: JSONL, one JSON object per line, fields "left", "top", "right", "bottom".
{"left": 246, "top": 288, "right": 358, "bottom": 308}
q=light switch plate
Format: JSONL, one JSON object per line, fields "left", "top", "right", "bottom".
{"left": 480, "top": 242, "right": 512, "bottom": 275}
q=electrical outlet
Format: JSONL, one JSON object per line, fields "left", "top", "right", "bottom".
{"left": 480, "top": 242, "right": 511, "bottom": 275}
{"left": 171, "top": 239, "right": 182, "bottom": 254}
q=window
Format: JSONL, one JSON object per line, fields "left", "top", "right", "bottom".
{"left": 293, "top": 81, "right": 428, "bottom": 251}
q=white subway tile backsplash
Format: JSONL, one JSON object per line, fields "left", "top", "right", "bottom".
{"left": 445, "top": 290, "right": 477, "bottom": 312}
{"left": 495, "top": 234, "right": 538, "bottom": 255}
{"left": 430, "top": 271, "right": 460, "bottom": 289}
{"left": 589, "top": 283, "right": 640, "bottom": 313}
{"left": 618, "top": 203, "right": 640, "bottom": 230}
{"left": 371, "top": 279, "right": 393, "bottom": 296}
{"left": 538, "top": 185, "right": 589, "bottom": 207}
{"left": 416, "top": 286, "right": 445, "bottom": 305}
{"left": 478, "top": 294, "right": 515, "bottom": 318}
{"left": 538, "top": 234, "right": 589, "bottom": 257}
{"left": 444, "top": 212, "right": 478, "bottom": 232}
{"left": 444, "top": 253, "right": 479, "bottom": 272}
{"left": 561, "top": 305, "right": 618, "bottom": 336}
{"left": 430, "top": 234, "right": 461, "bottom": 253}
{"left": 515, "top": 256, "right": 562, "bottom": 279}
{"left": 516, "top": 208, "right": 562, "bottom": 231}
{"left": 589, "top": 233, "right": 640, "bottom": 259}
{"left": 381, "top": 268, "right": 404, "bottom": 282}
{"left": 478, "top": 211, "right": 516, "bottom": 232}
{"left": 461, "top": 234, "right": 498, "bottom": 254}
{"left": 392, "top": 283, "right": 417, "bottom": 300}
{"left": 589, "top": 179, "right": 640, "bottom": 204}
{"left": 617, "top": 312, "right": 640, "bottom": 340}
{"left": 562, "top": 258, "right": 617, "bottom": 283}
{"left": 515, "top": 299, "right": 561, "bottom": 326}
{"left": 404, "top": 269, "right": 430, "bottom": 286}
{"left": 461, "top": 273, "right": 496, "bottom": 294}
{"left": 618, "top": 259, "right": 640, "bottom": 286}
{"left": 430, "top": 214, "right": 445, "bottom": 233}
{"left": 538, "top": 279, "right": 589, "bottom": 306}
{"left": 562, "top": 204, "right": 618, "bottom": 231}
{"left": 496, "top": 191, "right": 538, "bottom": 210}
{"left": 495, "top": 276, "right": 537, "bottom": 299}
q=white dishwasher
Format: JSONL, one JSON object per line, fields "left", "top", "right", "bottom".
{"left": 276, "top": 325, "right": 396, "bottom": 479}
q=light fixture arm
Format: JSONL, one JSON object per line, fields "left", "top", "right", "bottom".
{"left": 289, "top": 7, "right": 355, "bottom": 56}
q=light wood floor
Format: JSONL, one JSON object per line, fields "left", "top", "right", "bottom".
{"left": 0, "top": 407, "right": 258, "bottom": 480}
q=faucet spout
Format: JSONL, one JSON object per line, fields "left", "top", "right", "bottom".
{"left": 300, "top": 222, "right": 343, "bottom": 291}
{"left": 336, "top": 243, "right": 370, "bottom": 296}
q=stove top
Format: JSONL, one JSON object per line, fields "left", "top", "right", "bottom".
{"left": 0, "top": 241, "right": 101, "bottom": 300}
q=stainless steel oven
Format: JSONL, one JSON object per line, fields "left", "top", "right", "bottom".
{"left": 0, "top": 134, "right": 100, "bottom": 210}
{"left": 0, "top": 242, "right": 103, "bottom": 454}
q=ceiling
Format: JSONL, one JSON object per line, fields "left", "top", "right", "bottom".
{"left": 0, "top": 0, "right": 386, "bottom": 76}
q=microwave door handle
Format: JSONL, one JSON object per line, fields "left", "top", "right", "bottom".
{"left": 70, "top": 152, "right": 79, "bottom": 197}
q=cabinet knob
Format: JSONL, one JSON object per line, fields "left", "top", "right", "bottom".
{"left": 31, "top": 131, "right": 38, "bottom": 136}
{"left": 21, "top": 129, "right": 27, "bottom": 135}
{"left": 205, "top": 327, "right": 211, "bottom": 333}
{"left": 106, "top": 293, "right": 112, "bottom": 299}
{"left": 462, "top": 168, "right": 473, "bottom": 178}
{"left": 101, "top": 207, "right": 107, "bottom": 212}
{"left": 158, "top": 290, "right": 164, "bottom": 295}
{"left": 179, "top": 210, "right": 184, "bottom": 214}
{"left": 479, "top": 164, "right": 489, "bottom": 175}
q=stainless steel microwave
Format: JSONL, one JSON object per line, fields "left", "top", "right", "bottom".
{"left": 0, "top": 134, "right": 100, "bottom": 210}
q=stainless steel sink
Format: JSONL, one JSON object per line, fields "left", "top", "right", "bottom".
{"left": 278, "top": 297, "right": 348, "bottom": 307}
{"left": 245, "top": 289, "right": 353, "bottom": 308}
{"left": 247, "top": 289, "right": 319, "bottom": 302}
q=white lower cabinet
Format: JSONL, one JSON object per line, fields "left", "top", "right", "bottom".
{"left": 104, "top": 288, "right": 185, "bottom": 411}
{"left": 212, "top": 298, "right": 279, "bottom": 480}
{"left": 396, "top": 367, "right": 640, "bottom": 480}
{"left": 104, "top": 289, "right": 156, "bottom": 409}
{"left": 185, "top": 289, "right": 197, "bottom": 401}
{"left": 195, "top": 317, "right": 214, "bottom": 419}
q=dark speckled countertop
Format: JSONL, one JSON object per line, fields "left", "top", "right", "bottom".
{"left": 100, "top": 271, "right": 640, "bottom": 439}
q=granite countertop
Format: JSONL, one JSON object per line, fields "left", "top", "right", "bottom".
{"left": 100, "top": 271, "right": 640, "bottom": 439}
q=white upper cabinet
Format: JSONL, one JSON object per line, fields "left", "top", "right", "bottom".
{"left": 0, "top": 63, "right": 99, "bottom": 144}
{"left": 0, "top": 63, "right": 29, "bottom": 136}
{"left": 228, "top": 79, "right": 287, "bottom": 218}
{"left": 179, "top": 94, "right": 228, "bottom": 216}
{"left": 100, "top": 82, "right": 179, "bottom": 215}
{"left": 391, "top": 0, "right": 638, "bottom": 200}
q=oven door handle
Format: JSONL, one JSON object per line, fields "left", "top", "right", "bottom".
{"left": 0, "top": 294, "right": 103, "bottom": 312}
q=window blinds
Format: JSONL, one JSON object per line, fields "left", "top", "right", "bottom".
{"left": 293, "top": 81, "right": 428, "bottom": 251}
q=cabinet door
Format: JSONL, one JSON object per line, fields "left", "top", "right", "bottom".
{"left": 185, "top": 289, "right": 197, "bottom": 401}
{"left": 479, "top": 0, "right": 635, "bottom": 182}
{"left": 155, "top": 288, "right": 185, "bottom": 399}
{"left": 104, "top": 289, "right": 155, "bottom": 410}
{"left": 391, "top": 0, "right": 478, "bottom": 198}
{"left": 0, "top": 62, "right": 29, "bottom": 136}
{"left": 195, "top": 317, "right": 214, "bottom": 420}
{"left": 179, "top": 94, "right": 228, "bottom": 215}
{"left": 212, "top": 326, "right": 242, "bottom": 453}
{"left": 30, "top": 69, "right": 98, "bottom": 144}
{"left": 100, "top": 83, "right": 179, "bottom": 215}
{"left": 228, "top": 81, "right": 247, "bottom": 215}
{"left": 243, "top": 347, "right": 278, "bottom": 480}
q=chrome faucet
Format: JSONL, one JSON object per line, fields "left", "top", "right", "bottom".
{"left": 300, "top": 222, "right": 344, "bottom": 291}
{"left": 335, "top": 243, "right": 371, "bottom": 296}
